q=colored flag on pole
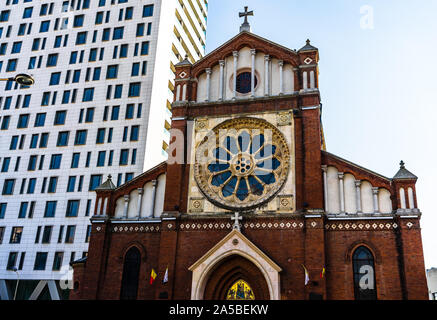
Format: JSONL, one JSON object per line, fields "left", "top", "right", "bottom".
{"left": 163, "top": 266, "right": 169, "bottom": 284}
{"left": 320, "top": 265, "right": 326, "bottom": 279}
{"left": 302, "top": 264, "right": 310, "bottom": 286}
{"left": 150, "top": 268, "right": 157, "bottom": 285}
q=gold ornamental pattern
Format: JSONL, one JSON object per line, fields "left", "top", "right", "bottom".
{"left": 194, "top": 117, "right": 290, "bottom": 211}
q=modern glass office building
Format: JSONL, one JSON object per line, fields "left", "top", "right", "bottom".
{"left": 0, "top": 0, "right": 207, "bottom": 300}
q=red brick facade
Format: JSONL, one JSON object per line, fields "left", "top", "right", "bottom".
{"left": 71, "top": 32, "right": 428, "bottom": 301}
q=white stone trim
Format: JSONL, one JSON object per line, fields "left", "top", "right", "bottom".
{"left": 189, "top": 230, "right": 281, "bottom": 300}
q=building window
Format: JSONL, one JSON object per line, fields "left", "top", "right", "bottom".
{"left": 23, "top": 7, "right": 33, "bottom": 19}
{"left": 140, "top": 41, "right": 149, "bottom": 55}
{"left": 76, "top": 31, "right": 87, "bottom": 45}
{"left": 113, "top": 27, "right": 124, "bottom": 40}
{"left": 34, "top": 252, "right": 48, "bottom": 270}
{"left": 96, "top": 128, "right": 106, "bottom": 144}
{"left": 47, "top": 177, "right": 58, "bottom": 193}
{"left": 130, "top": 126, "right": 139, "bottom": 141}
{"left": 67, "top": 176, "right": 76, "bottom": 192}
{"left": 6, "top": 252, "right": 18, "bottom": 270}
{"left": 46, "top": 53, "right": 58, "bottom": 67}
{"left": 2, "top": 179, "right": 15, "bottom": 195}
{"left": 353, "top": 246, "right": 377, "bottom": 300}
{"left": 10, "top": 227, "right": 23, "bottom": 244}
{"left": 53, "top": 252, "right": 64, "bottom": 271}
{"left": 66, "top": 200, "right": 80, "bottom": 217}
{"left": 54, "top": 110, "right": 67, "bottom": 125}
{"left": 0, "top": 203, "right": 6, "bottom": 219}
{"left": 44, "top": 201, "right": 57, "bottom": 217}
{"left": 82, "top": 88, "right": 94, "bottom": 102}
{"left": 74, "top": 130, "right": 88, "bottom": 145}
{"left": 57, "top": 132, "right": 69, "bottom": 146}
{"left": 128, "top": 82, "right": 141, "bottom": 97}
{"left": 143, "top": 4, "right": 154, "bottom": 17}
{"left": 49, "top": 154, "right": 62, "bottom": 169}
{"left": 18, "top": 202, "right": 28, "bottom": 218}
{"left": 49, "top": 72, "right": 61, "bottom": 85}
{"left": 17, "top": 114, "right": 30, "bottom": 128}
{"left": 65, "top": 226, "right": 76, "bottom": 243}
{"left": 106, "top": 65, "right": 118, "bottom": 79}
{"left": 42, "top": 226, "right": 53, "bottom": 244}
{"left": 39, "top": 20, "right": 50, "bottom": 32}
{"left": 85, "top": 225, "right": 92, "bottom": 243}
{"left": 1, "top": 158, "right": 11, "bottom": 172}
{"left": 0, "top": 227, "right": 5, "bottom": 243}
{"left": 34, "top": 113, "right": 46, "bottom": 127}
{"left": 119, "top": 149, "right": 129, "bottom": 165}
{"left": 71, "top": 153, "right": 80, "bottom": 168}
{"left": 73, "top": 15, "right": 84, "bottom": 27}
{"left": 89, "top": 175, "right": 102, "bottom": 191}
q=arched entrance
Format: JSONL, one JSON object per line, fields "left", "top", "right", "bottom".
{"left": 189, "top": 230, "right": 282, "bottom": 300}
{"left": 120, "top": 247, "right": 141, "bottom": 300}
{"left": 203, "top": 255, "right": 270, "bottom": 300}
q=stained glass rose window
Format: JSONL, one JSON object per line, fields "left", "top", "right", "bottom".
{"left": 194, "top": 117, "right": 290, "bottom": 211}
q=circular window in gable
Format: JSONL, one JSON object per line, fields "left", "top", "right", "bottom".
{"left": 236, "top": 72, "right": 258, "bottom": 94}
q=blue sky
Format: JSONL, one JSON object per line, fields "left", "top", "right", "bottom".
{"left": 205, "top": 0, "right": 437, "bottom": 269}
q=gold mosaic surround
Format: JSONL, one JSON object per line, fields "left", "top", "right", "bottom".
{"left": 193, "top": 117, "right": 291, "bottom": 211}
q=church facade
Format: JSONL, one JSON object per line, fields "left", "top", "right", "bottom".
{"left": 70, "top": 27, "right": 428, "bottom": 300}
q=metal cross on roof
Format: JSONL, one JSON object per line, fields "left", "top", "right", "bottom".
{"left": 231, "top": 212, "right": 243, "bottom": 232}
{"left": 239, "top": 6, "right": 253, "bottom": 33}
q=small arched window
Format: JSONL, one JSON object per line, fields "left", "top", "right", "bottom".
{"left": 352, "top": 246, "right": 377, "bottom": 300}
{"left": 120, "top": 247, "right": 141, "bottom": 300}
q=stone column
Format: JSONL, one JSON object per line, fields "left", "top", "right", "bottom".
{"left": 95, "top": 198, "right": 101, "bottom": 216}
{"left": 372, "top": 187, "right": 379, "bottom": 213}
{"left": 137, "top": 188, "right": 143, "bottom": 218}
{"left": 310, "top": 70, "right": 315, "bottom": 89}
{"left": 102, "top": 197, "right": 108, "bottom": 216}
{"left": 264, "top": 55, "right": 270, "bottom": 96}
{"left": 219, "top": 60, "right": 225, "bottom": 101}
{"left": 338, "top": 173, "right": 345, "bottom": 214}
{"left": 233, "top": 51, "right": 239, "bottom": 100}
{"left": 303, "top": 71, "right": 308, "bottom": 90}
{"left": 278, "top": 60, "right": 284, "bottom": 95}
{"left": 250, "top": 49, "right": 256, "bottom": 97}
{"left": 123, "top": 195, "right": 130, "bottom": 219}
{"left": 150, "top": 180, "right": 157, "bottom": 218}
{"left": 205, "top": 68, "right": 211, "bottom": 102}
{"left": 355, "top": 180, "right": 362, "bottom": 213}
{"left": 322, "top": 165, "right": 328, "bottom": 213}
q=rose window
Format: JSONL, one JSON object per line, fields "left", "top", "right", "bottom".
{"left": 194, "top": 117, "right": 290, "bottom": 211}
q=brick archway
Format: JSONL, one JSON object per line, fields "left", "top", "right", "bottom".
{"left": 203, "top": 255, "right": 269, "bottom": 300}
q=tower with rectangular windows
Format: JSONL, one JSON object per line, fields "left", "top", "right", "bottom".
{"left": 0, "top": 0, "right": 208, "bottom": 300}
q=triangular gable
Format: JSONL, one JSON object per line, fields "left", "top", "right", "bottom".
{"left": 191, "top": 31, "right": 301, "bottom": 77}
{"left": 189, "top": 229, "right": 281, "bottom": 272}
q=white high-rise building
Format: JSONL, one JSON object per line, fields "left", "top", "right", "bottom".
{"left": 0, "top": 0, "right": 208, "bottom": 300}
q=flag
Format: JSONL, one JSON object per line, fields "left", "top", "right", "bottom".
{"left": 320, "top": 265, "right": 326, "bottom": 279}
{"left": 150, "top": 268, "right": 157, "bottom": 285}
{"left": 302, "top": 264, "right": 310, "bottom": 286}
{"left": 163, "top": 266, "right": 169, "bottom": 284}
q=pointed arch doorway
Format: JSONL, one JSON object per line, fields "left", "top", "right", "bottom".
{"left": 189, "top": 230, "right": 282, "bottom": 300}
{"left": 203, "top": 255, "right": 269, "bottom": 300}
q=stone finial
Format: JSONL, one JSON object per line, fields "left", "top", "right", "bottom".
{"left": 400, "top": 160, "right": 405, "bottom": 169}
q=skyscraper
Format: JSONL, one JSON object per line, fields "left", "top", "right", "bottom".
{"left": 0, "top": 0, "right": 208, "bottom": 300}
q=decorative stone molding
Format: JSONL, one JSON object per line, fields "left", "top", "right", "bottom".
{"left": 189, "top": 197, "right": 205, "bottom": 213}
{"left": 195, "top": 118, "right": 209, "bottom": 132}
{"left": 189, "top": 230, "right": 282, "bottom": 300}
{"left": 276, "top": 111, "right": 292, "bottom": 126}
{"left": 277, "top": 195, "right": 293, "bottom": 212}
{"left": 325, "top": 222, "right": 398, "bottom": 231}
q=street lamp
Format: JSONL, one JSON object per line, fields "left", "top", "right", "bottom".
{"left": 0, "top": 73, "right": 35, "bottom": 86}
{"left": 12, "top": 267, "right": 19, "bottom": 300}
